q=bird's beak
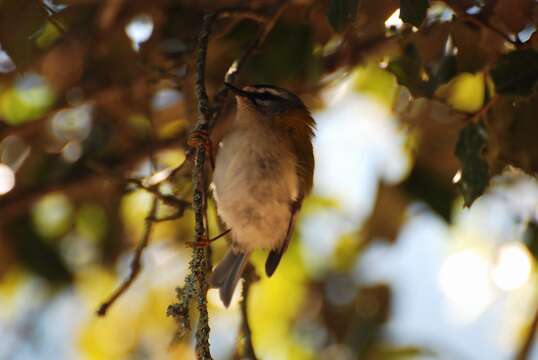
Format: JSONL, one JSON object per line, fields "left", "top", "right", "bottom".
{"left": 224, "top": 82, "right": 251, "bottom": 99}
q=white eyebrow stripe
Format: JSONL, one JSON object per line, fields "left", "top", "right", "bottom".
{"left": 242, "top": 86, "right": 294, "bottom": 100}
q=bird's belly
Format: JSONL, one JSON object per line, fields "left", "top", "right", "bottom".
{"left": 212, "top": 133, "right": 298, "bottom": 252}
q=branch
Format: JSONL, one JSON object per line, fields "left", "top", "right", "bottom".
{"left": 210, "top": 1, "right": 289, "bottom": 128}
{"left": 237, "top": 264, "right": 260, "bottom": 360}
{"left": 126, "top": 177, "right": 191, "bottom": 210}
{"left": 96, "top": 197, "right": 158, "bottom": 316}
{"left": 96, "top": 113, "right": 162, "bottom": 316}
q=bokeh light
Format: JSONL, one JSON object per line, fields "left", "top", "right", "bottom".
{"left": 0, "top": 46, "right": 15, "bottom": 73}
{"left": 0, "top": 163, "right": 15, "bottom": 195}
{"left": 492, "top": 242, "right": 533, "bottom": 292}
{"left": 439, "top": 250, "right": 495, "bottom": 323}
{"left": 0, "top": 73, "right": 55, "bottom": 125}
{"left": 50, "top": 104, "right": 93, "bottom": 142}
{"left": 0, "top": 135, "right": 31, "bottom": 172}
{"left": 125, "top": 14, "right": 154, "bottom": 51}
{"left": 31, "top": 193, "right": 73, "bottom": 239}
{"left": 385, "top": 9, "right": 403, "bottom": 29}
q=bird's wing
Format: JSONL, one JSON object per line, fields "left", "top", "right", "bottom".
{"left": 265, "top": 198, "right": 302, "bottom": 277}
{"left": 265, "top": 116, "right": 314, "bottom": 277}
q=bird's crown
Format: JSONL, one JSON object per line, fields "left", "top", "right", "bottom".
{"left": 226, "top": 83, "right": 307, "bottom": 114}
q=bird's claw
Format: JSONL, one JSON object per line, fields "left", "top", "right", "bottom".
{"left": 188, "top": 130, "right": 215, "bottom": 169}
{"left": 185, "top": 229, "right": 231, "bottom": 248}
{"left": 186, "top": 237, "right": 212, "bottom": 248}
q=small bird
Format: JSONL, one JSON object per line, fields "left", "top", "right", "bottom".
{"left": 209, "top": 83, "right": 315, "bottom": 307}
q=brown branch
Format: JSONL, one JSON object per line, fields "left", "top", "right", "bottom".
{"left": 126, "top": 177, "right": 191, "bottom": 210}
{"left": 210, "top": 0, "right": 289, "bottom": 128}
{"left": 96, "top": 196, "right": 158, "bottom": 316}
{"left": 96, "top": 112, "right": 161, "bottom": 316}
{"left": 469, "top": 94, "right": 499, "bottom": 123}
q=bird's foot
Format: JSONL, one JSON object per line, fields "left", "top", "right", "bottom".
{"left": 186, "top": 229, "right": 231, "bottom": 248}
{"left": 187, "top": 129, "right": 215, "bottom": 169}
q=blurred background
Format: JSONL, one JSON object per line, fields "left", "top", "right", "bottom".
{"left": 1, "top": 0, "right": 538, "bottom": 359}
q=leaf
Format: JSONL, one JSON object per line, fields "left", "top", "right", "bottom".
{"left": 435, "top": 72, "right": 485, "bottom": 113}
{"left": 326, "top": 0, "right": 359, "bottom": 33}
{"left": 486, "top": 96, "right": 538, "bottom": 174}
{"left": 454, "top": 122, "right": 490, "bottom": 207}
{"left": 353, "top": 64, "right": 398, "bottom": 107}
{"left": 432, "top": 54, "right": 457, "bottom": 86}
{"left": 387, "top": 44, "right": 432, "bottom": 96}
{"left": 490, "top": 49, "right": 538, "bottom": 96}
{"left": 399, "top": 0, "right": 429, "bottom": 27}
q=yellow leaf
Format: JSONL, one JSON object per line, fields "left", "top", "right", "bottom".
{"left": 436, "top": 72, "right": 484, "bottom": 113}
{"left": 353, "top": 64, "right": 398, "bottom": 108}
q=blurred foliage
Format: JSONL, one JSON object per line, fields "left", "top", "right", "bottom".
{"left": 326, "top": 0, "right": 359, "bottom": 33}
{"left": 455, "top": 121, "right": 489, "bottom": 207}
{"left": 1, "top": 0, "right": 538, "bottom": 359}
{"left": 400, "top": 0, "right": 429, "bottom": 27}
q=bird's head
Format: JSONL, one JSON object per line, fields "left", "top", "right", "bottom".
{"left": 225, "top": 83, "right": 315, "bottom": 134}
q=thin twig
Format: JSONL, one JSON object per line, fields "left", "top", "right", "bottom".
{"left": 97, "top": 114, "right": 160, "bottom": 316}
{"left": 96, "top": 198, "right": 158, "bottom": 316}
{"left": 210, "top": 0, "right": 289, "bottom": 128}
{"left": 194, "top": 6, "right": 277, "bottom": 132}
{"left": 147, "top": 210, "right": 188, "bottom": 223}
{"left": 238, "top": 264, "right": 260, "bottom": 360}
{"left": 469, "top": 94, "right": 499, "bottom": 123}
{"left": 126, "top": 178, "right": 191, "bottom": 209}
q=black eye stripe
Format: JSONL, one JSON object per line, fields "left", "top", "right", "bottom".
{"left": 254, "top": 92, "right": 277, "bottom": 101}
{"left": 241, "top": 84, "right": 305, "bottom": 110}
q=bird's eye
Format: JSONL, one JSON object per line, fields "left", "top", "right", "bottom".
{"left": 252, "top": 98, "right": 271, "bottom": 107}
{"left": 250, "top": 92, "right": 275, "bottom": 107}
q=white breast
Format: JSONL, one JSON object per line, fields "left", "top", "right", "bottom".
{"left": 212, "top": 125, "right": 298, "bottom": 252}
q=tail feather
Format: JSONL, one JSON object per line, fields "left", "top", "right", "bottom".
{"left": 209, "top": 250, "right": 248, "bottom": 307}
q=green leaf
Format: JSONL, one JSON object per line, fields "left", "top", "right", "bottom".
{"left": 326, "top": 0, "right": 359, "bottom": 33}
{"left": 432, "top": 55, "right": 457, "bottom": 86}
{"left": 387, "top": 44, "right": 432, "bottom": 96}
{"left": 454, "top": 122, "right": 490, "bottom": 207}
{"left": 399, "top": 0, "right": 429, "bottom": 27}
{"left": 490, "top": 49, "right": 538, "bottom": 96}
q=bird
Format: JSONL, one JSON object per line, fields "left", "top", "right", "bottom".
{"left": 209, "top": 83, "right": 315, "bottom": 307}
